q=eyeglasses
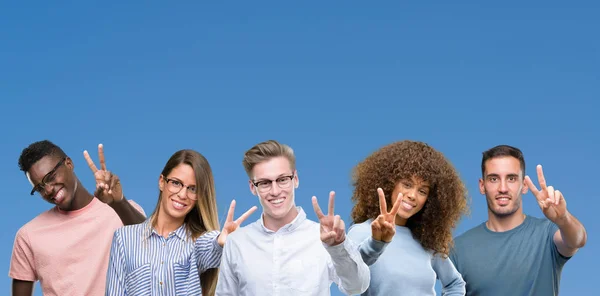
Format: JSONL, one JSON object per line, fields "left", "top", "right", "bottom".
{"left": 30, "top": 157, "right": 67, "bottom": 196}
{"left": 252, "top": 174, "right": 294, "bottom": 193}
{"left": 162, "top": 175, "right": 198, "bottom": 200}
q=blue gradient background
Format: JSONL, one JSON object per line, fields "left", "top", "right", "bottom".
{"left": 1, "top": 1, "right": 596, "bottom": 295}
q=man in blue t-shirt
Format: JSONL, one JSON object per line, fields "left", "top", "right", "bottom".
{"left": 450, "top": 145, "right": 587, "bottom": 296}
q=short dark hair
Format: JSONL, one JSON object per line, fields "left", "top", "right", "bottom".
{"left": 18, "top": 140, "right": 67, "bottom": 172}
{"left": 481, "top": 145, "right": 525, "bottom": 177}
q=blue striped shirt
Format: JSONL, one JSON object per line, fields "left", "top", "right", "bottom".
{"left": 105, "top": 219, "right": 222, "bottom": 296}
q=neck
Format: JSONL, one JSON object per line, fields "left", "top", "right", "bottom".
{"left": 61, "top": 180, "right": 94, "bottom": 211}
{"left": 395, "top": 215, "right": 407, "bottom": 226}
{"left": 263, "top": 206, "right": 299, "bottom": 232}
{"left": 155, "top": 211, "right": 185, "bottom": 238}
{"left": 486, "top": 210, "right": 526, "bottom": 232}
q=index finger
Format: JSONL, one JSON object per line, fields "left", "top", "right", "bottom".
{"left": 524, "top": 176, "right": 541, "bottom": 199}
{"left": 83, "top": 150, "right": 98, "bottom": 173}
{"left": 226, "top": 200, "right": 236, "bottom": 222}
{"left": 390, "top": 192, "right": 403, "bottom": 216}
{"left": 312, "top": 196, "right": 325, "bottom": 219}
{"left": 328, "top": 191, "right": 335, "bottom": 216}
{"left": 377, "top": 188, "right": 387, "bottom": 214}
{"left": 98, "top": 144, "right": 107, "bottom": 171}
{"left": 536, "top": 165, "right": 547, "bottom": 189}
{"left": 235, "top": 206, "right": 258, "bottom": 225}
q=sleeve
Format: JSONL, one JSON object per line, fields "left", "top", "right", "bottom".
{"left": 195, "top": 230, "right": 223, "bottom": 273}
{"left": 547, "top": 220, "right": 571, "bottom": 265}
{"left": 347, "top": 221, "right": 390, "bottom": 266}
{"left": 127, "top": 199, "right": 147, "bottom": 217}
{"left": 215, "top": 236, "right": 240, "bottom": 296}
{"left": 325, "top": 238, "right": 371, "bottom": 295}
{"left": 105, "top": 230, "right": 127, "bottom": 296}
{"left": 431, "top": 253, "right": 466, "bottom": 296}
{"left": 8, "top": 227, "right": 37, "bottom": 281}
{"left": 449, "top": 246, "right": 459, "bottom": 272}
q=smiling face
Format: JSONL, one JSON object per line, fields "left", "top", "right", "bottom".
{"left": 158, "top": 163, "right": 198, "bottom": 223}
{"left": 27, "top": 156, "right": 78, "bottom": 210}
{"left": 249, "top": 156, "right": 299, "bottom": 229}
{"left": 480, "top": 156, "right": 528, "bottom": 218}
{"left": 390, "top": 175, "right": 431, "bottom": 226}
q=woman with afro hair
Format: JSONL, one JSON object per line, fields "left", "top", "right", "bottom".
{"left": 347, "top": 140, "right": 469, "bottom": 295}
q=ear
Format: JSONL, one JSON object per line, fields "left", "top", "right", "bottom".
{"left": 478, "top": 178, "right": 485, "bottom": 195}
{"left": 521, "top": 178, "right": 529, "bottom": 194}
{"left": 159, "top": 175, "right": 165, "bottom": 191}
{"left": 294, "top": 170, "right": 299, "bottom": 189}
{"left": 65, "top": 157, "right": 74, "bottom": 170}
{"left": 249, "top": 179, "right": 257, "bottom": 196}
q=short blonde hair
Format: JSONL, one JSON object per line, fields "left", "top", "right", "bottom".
{"left": 243, "top": 140, "right": 296, "bottom": 178}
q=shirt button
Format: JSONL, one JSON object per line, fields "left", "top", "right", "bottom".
{"left": 161, "top": 261, "right": 164, "bottom": 264}
{"left": 159, "top": 281, "right": 163, "bottom": 285}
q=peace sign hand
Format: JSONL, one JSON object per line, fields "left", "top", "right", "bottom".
{"left": 371, "top": 188, "right": 403, "bottom": 243}
{"left": 217, "top": 200, "right": 257, "bottom": 247}
{"left": 312, "top": 191, "right": 346, "bottom": 246}
{"left": 83, "top": 144, "right": 123, "bottom": 205}
{"left": 524, "top": 164, "right": 568, "bottom": 223}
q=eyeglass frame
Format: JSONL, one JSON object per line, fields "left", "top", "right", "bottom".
{"left": 30, "top": 157, "right": 68, "bottom": 196}
{"left": 162, "top": 175, "right": 199, "bottom": 200}
{"left": 251, "top": 174, "right": 295, "bottom": 193}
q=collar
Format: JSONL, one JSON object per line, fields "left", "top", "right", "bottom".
{"left": 259, "top": 206, "right": 306, "bottom": 233}
{"left": 143, "top": 218, "right": 188, "bottom": 241}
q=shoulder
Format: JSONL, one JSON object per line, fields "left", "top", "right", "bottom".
{"left": 523, "top": 215, "right": 557, "bottom": 237}
{"left": 453, "top": 223, "right": 487, "bottom": 247}
{"left": 526, "top": 215, "right": 553, "bottom": 228}
{"left": 16, "top": 209, "right": 57, "bottom": 236}
{"left": 125, "top": 199, "right": 147, "bottom": 217}
{"left": 114, "top": 220, "right": 149, "bottom": 239}
{"left": 225, "top": 221, "right": 259, "bottom": 244}
{"left": 347, "top": 220, "right": 372, "bottom": 242}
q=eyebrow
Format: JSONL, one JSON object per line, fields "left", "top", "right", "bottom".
{"left": 256, "top": 174, "right": 292, "bottom": 181}
{"left": 486, "top": 173, "right": 520, "bottom": 178}
{"left": 169, "top": 177, "right": 196, "bottom": 186}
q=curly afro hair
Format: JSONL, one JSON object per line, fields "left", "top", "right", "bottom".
{"left": 351, "top": 140, "right": 469, "bottom": 256}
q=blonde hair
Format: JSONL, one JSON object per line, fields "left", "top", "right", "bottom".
{"left": 242, "top": 140, "right": 296, "bottom": 178}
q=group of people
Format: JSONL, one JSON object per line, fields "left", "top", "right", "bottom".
{"left": 9, "top": 139, "right": 587, "bottom": 296}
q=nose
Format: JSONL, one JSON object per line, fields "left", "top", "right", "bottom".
{"left": 405, "top": 189, "right": 417, "bottom": 200}
{"left": 41, "top": 183, "right": 55, "bottom": 196}
{"left": 270, "top": 181, "right": 282, "bottom": 196}
{"left": 176, "top": 188, "right": 188, "bottom": 199}
{"left": 499, "top": 180, "right": 509, "bottom": 193}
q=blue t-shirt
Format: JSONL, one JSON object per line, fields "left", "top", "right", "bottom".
{"left": 449, "top": 215, "right": 570, "bottom": 296}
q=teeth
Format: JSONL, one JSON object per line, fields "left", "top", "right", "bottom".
{"left": 54, "top": 188, "right": 64, "bottom": 202}
{"left": 271, "top": 198, "right": 284, "bottom": 204}
{"left": 402, "top": 200, "right": 414, "bottom": 209}
{"left": 173, "top": 200, "right": 186, "bottom": 209}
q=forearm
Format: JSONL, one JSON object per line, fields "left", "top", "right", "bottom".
{"left": 326, "top": 239, "right": 370, "bottom": 295}
{"left": 12, "top": 279, "right": 34, "bottom": 296}
{"left": 359, "top": 237, "right": 388, "bottom": 266}
{"left": 110, "top": 196, "right": 146, "bottom": 225}
{"left": 556, "top": 211, "right": 587, "bottom": 248}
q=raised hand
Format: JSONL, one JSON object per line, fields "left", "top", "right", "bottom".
{"left": 217, "top": 200, "right": 258, "bottom": 246}
{"left": 524, "top": 164, "right": 567, "bottom": 223}
{"left": 83, "top": 144, "right": 123, "bottom": 204}
{"left": 371, "top": 188, "right": 403, "bottom": 243}
{"left": 312, "top": 191, "right": 346, "bottom": 246}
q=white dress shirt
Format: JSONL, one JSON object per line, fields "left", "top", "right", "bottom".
{"left": 216, "top": 207, "right": 370, "bottom": 296}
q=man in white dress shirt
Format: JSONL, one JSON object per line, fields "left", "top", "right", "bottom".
{"left": 216, "top": 140, "right": 370, "bottom": 296}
